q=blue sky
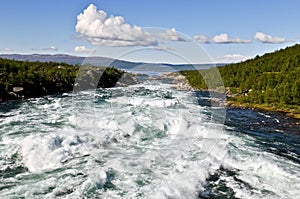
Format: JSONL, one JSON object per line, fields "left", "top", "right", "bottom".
{"left": 0, "top": 0, "right": 300, "bottom": 63}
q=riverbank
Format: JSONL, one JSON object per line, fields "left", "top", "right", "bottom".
{"left": 0, "top": 58, "right": 137, "bottom": 103}
{"left": 164, "top": 72, "right": 300, "bottom": 120}
{"left": 178, "top": 45, "right": 300, "bottom": 120}
{"left": 226, "top": 100, "right": 300, "bottom": 119}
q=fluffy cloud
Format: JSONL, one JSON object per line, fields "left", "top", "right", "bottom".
{"left": 74, "top": 45, "right": 92, "bottom": 53}
{"left": 193, "top": 35, "right": 210, "bottom": 43}
{"left": 212, "top": 33, "right": 251, "bottom": 44}
{"left": 156, "top": 28, "right": 185, "bottom": 41}
{"left": 76, "top": 4, "right": 157, "bottom": 47}
{"left": 153, "top": 45, "right": 175, "bottom": 51}
{"left": 1, "top": 48, "right": 14, "bottom": 51}
{"left": 217, "top": 54, "right": 249, "bottom": 62}
{"left": 254, "top": 32, "right": 286, "bottom": 43}
{"left": 42, "top": 46, "right": 57, "bottom": 51}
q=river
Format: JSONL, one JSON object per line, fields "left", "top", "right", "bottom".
{"left": 0, "top": 80, "right": 299, "bottom": 198}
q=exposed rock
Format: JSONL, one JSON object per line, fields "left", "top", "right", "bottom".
{"left": 13, "top": 87, "right": 24, "bottom": 93}
{"left": 8, "top": 92, "right": 18, "bottom": 98}
{"left": 86, "top": 70, "right": 94, "bottom": 77}
{"left": 163, "top": 72, "right": 194, "bottom": 91}
{"left": 117, "top": 73, "right": 137, "bottom": 86}
{"left": 57, "top": 65, "right": 65, "bottom": 69}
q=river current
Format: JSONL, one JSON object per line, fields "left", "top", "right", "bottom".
{"left": 0, "top": 80, "right": 299, "bottom": 198}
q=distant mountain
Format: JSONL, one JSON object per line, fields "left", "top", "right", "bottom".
{"left": 0, "top": 54, "right": 138, "bottom": 67}
{"left": 0, "top": 54, "right": 222, "bottom": 74}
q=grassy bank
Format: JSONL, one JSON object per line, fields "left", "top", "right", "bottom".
{"left": 227, "top": 99, "right": 300, "bottom": 119}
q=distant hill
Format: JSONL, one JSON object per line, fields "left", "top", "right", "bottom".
{"left": 0, "top": 54, "right": 139, "bottom": 68}
{"left": 0, "top": 54, "right": 222, "bottom": 74}
{"left": 180, "top": 44, "right": 300, "bottom": 117}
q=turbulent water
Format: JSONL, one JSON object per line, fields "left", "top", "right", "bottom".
{"left": 0, "top": 80, "right": 299, "bottom": 199}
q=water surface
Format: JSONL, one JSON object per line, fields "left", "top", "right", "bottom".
{"left": 0, "top": 80, "right": 299, "bottom": 198}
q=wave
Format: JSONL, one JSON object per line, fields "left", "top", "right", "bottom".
{"left": 0, "top": 81, "right": 299, "bottom": 198}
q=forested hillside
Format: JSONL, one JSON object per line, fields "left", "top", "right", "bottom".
{"left": 0, "top": 58, "right": 128, "bottom": 102}
{"left": 180, "top": 44, "right": 300, "bottom": 117}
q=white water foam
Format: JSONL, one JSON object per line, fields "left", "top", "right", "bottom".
{"left": 0, "top": 81, "right": 299, "bottom": 198}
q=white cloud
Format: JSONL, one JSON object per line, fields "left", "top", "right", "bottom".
{"left": 1, "top": 48, "right": 14, "bottom": 51}
{"left": 212, "top": 33, "right": 251, "bottom": 44}
{"left": 193, "top": 35, "right": 210, "bottom": 43}
{"left": 156, "top": 28, "right": 185, "bottom": 41}
{"left": 74, "top": 45, "right": 92, "bottom": 53}
{"left": 153, "top": 45, "right": 175, "bottom": 51}
{"left": 254, "top": 32, "right": 286, "bottom": 43}
{"left": 42, "top": 46, "right": 57, "bottom": 51}
{"left": 217, "top": 54, "right": 249, "bottom": 62}
{"left": 75, "top": 4, "right": 158, "bottom": 47}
